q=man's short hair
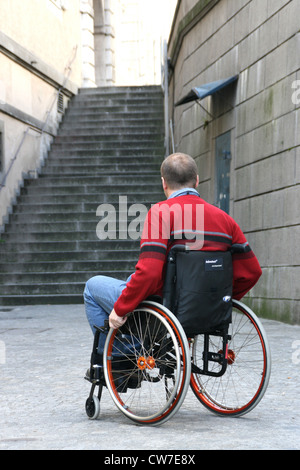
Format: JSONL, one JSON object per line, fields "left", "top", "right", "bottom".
{"left": 161, "top": 153, "right": 198, "bottom": 189}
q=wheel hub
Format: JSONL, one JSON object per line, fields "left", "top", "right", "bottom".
{"left": 218, "top": 348, "right": 236, "bottom": 365}
{"left": 227, "top": 349, "right": 235, "bottom": 365}
{"left": 137, "top": 356, "right": 156, "bottom": 370}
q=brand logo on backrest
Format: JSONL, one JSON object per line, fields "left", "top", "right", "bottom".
{"left": 205, "top": 257, "right": 224, "bottom": 271}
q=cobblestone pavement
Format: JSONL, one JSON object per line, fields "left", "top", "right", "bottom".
{"left": 0, "top": 304, "right": 299, "bottom": 451}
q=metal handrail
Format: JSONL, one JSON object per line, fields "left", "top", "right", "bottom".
{"left": 0, "top": 127, "right": 40, "bottom": 189}
{"left": 0, "top": 45, "right": 78, "bottom": 190}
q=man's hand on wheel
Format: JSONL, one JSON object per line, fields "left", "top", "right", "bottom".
{"left": 109, "top": 308, "right": 127, "bottom": 329}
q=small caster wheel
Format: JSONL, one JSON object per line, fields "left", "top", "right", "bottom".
{"left": 85, "top": 395, "right": 100, "bottom": 420}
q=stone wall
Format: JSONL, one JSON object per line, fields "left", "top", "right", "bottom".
{"left": 168, "top": 0, "right": 300, "bottom": 323}
{"left": 0, "top": 0, "right": 83, "bottom": 228}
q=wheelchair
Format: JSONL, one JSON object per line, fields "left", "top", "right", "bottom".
{"left": 85, "top": 246, "right": 271, "bottom": 426}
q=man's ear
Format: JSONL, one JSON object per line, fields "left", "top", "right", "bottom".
{"left": 161, "top": 177, "right": 167, "bottom": 191}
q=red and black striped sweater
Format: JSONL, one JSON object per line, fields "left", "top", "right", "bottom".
{"left": 114, "top": 193, "right": 262, "bottom": 317}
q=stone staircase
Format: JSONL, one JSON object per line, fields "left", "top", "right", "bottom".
{"left": 0, "top": 86, "right": 165, "bottom": 305}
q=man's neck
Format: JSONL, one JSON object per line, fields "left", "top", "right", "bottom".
{"left": 167, "top": 187, "right": 199, "bottom": 199}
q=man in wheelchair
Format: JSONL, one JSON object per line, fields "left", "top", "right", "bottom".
{"left": 84, "top": 152, "right": 262, "bottom": 339}
{"left": 83, "top": 153, "right": 268, "bottom": 422}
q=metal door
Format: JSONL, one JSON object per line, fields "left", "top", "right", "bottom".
{"left": 215, "top": 131, "right": 231, "bottom": 214}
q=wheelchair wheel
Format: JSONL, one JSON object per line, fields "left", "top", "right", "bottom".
{"left": 103, "top": 300, "right": 191, "bottom": 425}
{"left": 85, "top": 395, "right": 100, "bottom": 420}
{"left": 190, "top": 300, "right": 271, "bottom": 417}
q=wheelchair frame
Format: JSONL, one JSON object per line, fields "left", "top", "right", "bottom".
{"left": 85, "top": 298, "right": 271, "bottom": 425}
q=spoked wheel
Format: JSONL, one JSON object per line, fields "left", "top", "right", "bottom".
{"left": 190, "top": 300, "right": 271, "bottom": 417}
{"left": 103, "top": 301, "right": 191, "bottom": 425}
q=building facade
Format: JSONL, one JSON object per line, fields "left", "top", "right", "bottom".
{"left": 167, "top": 0, "right": 300, "bottom": 323}
{"left": 0, "top": 0, "right": 176, "bottom": 228}
{"left": 1, "top": 0, "right": 297, "bottom": 323}
{"left": 0, "top": 0, "right": 83, "bottom": 229}
{"left": 114, "top": 0, "right": 177, "bottom": 86}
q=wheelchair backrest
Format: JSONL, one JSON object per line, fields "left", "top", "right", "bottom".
{"left": 163, "top": 247, "right": 233, "bottom": 336}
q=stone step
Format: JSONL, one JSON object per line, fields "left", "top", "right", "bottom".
{"left": 0, "top": 84, "right": 165, "bottom": 305}
{"left": 0, "top": 273, "right": 128, "bottom": 293}
{"left": 58, "top": 122, "right": 163, "bottom": 131}
{"left": 0, "top": 274, "right": 127, "bottom": 298}
{"left": 0, "top": 294, "right": 81, "bottom": 305}
{"left": 41, "top": 163, "right": 162, "bottom": 174}
{"left": 0, "top": 239, "right": 139, "bottom": 253}
{"left": 4, "top": 209, "right": 150, "bottom": 224}
{"left": 68, "top": 98, "right": 163, "bottom": 110}
{"left": 9, "top": 201, "right": 157, "bottom": 216}
{"left": 2, "top": 218, "right": 145, "bottom": 233}
{"left": 20, "top": 182, "right": 162, "bottom": 195}
{"left": 58, "top": 118, "right": 164, "bottom": 131}
{"left": 47, "top": 153, "right": 163, "bottom": 162}
{"left": 0, "top": 294, "right": 82, "bottom": 306}
{"left": 53, "top": 133, "right": 163, "bottom": 143}
{"left": 45, "top": 153, "right": 163, "bottom": 163}
{"left": 51, "top": 137, "right": 163, "bottom": 147}
{"left": 0, "top": 248, "right": 138, "bottom": 263}
{"left": 0, "top": 278, "right": 89, "bottom": 290}
{"left": 69, "top": 86, "right": 163, "bottom": 99}
{"left": 48, "top": 149, "right": 163, "bottom": 158}
{"left": 57, "top": 128, "right": 164, "bottom": 138}
{"left": 14, "top": 191, "right": 162, "bottom": 204}
{"left": 24, "top": 173, "right": 160, "bottom": 186}
{"left": 73, "top": 87, "right": 162, "bottom": 98}
{"left": 0, "top": 228, "right": 142, "bottom": 242}
{"left": 72, "top": 93, "right": 163, "bottom": 101}
{"left": 46, "top": 149, "right": 163, "bottom": 158}
{"left": 0, "top": 258, "right": 136, "bottom": 274}
{"left": 63, "top": 108, "right": 163, "bottom": 119}
{"left": 3, "top": 209, "right": 149, "bottom": 231}
{"left": 77, "top": 85, "right": 161, "bottom": 96}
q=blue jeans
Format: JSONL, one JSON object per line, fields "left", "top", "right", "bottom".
{"left": 83, "top": 274, "right": 132, "bottom": 353}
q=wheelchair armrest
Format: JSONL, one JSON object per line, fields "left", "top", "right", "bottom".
{"left": 230, "top": 243, "right": 249, "bottom": 254}
{"left": 169, "top": 244, "right": 188, "bottom": 253}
